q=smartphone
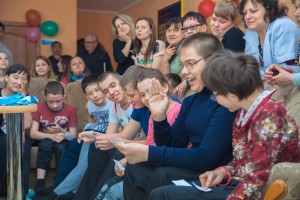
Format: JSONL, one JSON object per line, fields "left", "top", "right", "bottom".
{"left": 272, "top": 68, "right": 293, "bottom": 76}
{"left": 48, "top": 123, "right": 56, "bottom": 127}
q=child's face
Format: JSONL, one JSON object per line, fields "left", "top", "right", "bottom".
{"left": 35, "top": 59, "right": 50, "bottom": 77}
{"left": 85, "top": 83, "right": 106, "bottom": 106}
{"left": 71, "top": 57, "right": 85, "bottom": 76}
{"left": 44, "top": 93, "right": 65, "bottom": 111}
{"left": 123, "top": 85, "right": 144, "bottom": 109}
{"left": 0, "top": 52, "right": 9, "bottom": 69}
{"left": 137, "top": 79, "right": 152, "bottom": 108}
{"left": 99, "top": 75, "right": 124, "bottom": 103}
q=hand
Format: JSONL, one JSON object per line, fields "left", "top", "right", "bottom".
{"left": 114, "top": 158, "right": 127, "bottom": 177}
{"left": 19, "top": 80, "right": 27, "bottom": 95}
{"left": 199, "top": 169, "right": 226, "bottom": 189}
{"left": 264, "top": 64, "right": 293, "bottom": 87}
{"left": 114, "top": 143, "right": 148, "bottom": 164}
{"left": 163, "top": 44, "right": 176, "bottom": 61}
{"left": 50, "top": 132, "right": 65, "bottom": 143}
{"left": 77, "top": 131, "right": 96, "bottom": 143}
{"left": 95, "top": 134, "right": 120, "bottom": 151}
{"left": 148, "top": 78, "right": 169, "bottom": 121}
{"left": 172, "top": 80, "right": 188, "bottom": 99}
{"left": 46, "top": 124, "right": 61, "bottom": 134}
{"left": 118, "top": 33, "right": 131, "bottom": 43}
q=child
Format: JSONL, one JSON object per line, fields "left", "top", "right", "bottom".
{"left": 30, "top": 55, "right": 56, "bottom": 79}
{"left": 0, "top": 51, "right": 9, "bottom": 83}
{"left": 36, "top": 75, "right": 113, "bottom": 200}
{"left": 30, "top": 81, "right": 78, "bottom": 190}
{"left": 149, "top": 51, "right": 300, "bottom": 200}
{"left": 48, "top": 41, "right": 62, "bottom": 76}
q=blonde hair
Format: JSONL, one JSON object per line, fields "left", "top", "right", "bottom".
{"left": 111, "top": 14, "right": 135, "bottom": 40}
{"left": 31, "top": 55, "right": 55, "bottom": 79}
{"left": 214, "top": 0, "right": 239, "bottom": 22}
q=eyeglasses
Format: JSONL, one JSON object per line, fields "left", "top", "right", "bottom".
{"left": 210, "top": 93, "right": 219, "bottom": 102}
{"left": 180, "top": 57, "right": 204, "bottom": 70}
{"left": 181, "top": 24, "right": 201, "bottom": 32}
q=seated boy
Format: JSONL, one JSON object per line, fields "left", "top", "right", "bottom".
{"left": 30, "top": 81, "right": 77, "bottom": 190}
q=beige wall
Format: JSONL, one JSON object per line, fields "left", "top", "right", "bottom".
{"left": 77, "top": 11, "right": 116, "bottom": 69}
{"left": 0, "top": 0, "right": 77, "bottom": 57}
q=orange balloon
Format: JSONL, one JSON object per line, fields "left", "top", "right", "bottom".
{"left": 25, "top": 9, "right": 41, "bottom": 27}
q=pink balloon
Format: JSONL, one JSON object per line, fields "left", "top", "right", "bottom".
{"left": 26, "top": 27, "right": 41, "bottom": 42}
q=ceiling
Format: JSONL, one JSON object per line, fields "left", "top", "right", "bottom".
{"left": 77, "top": 0, "right": 143, "bottom": 13}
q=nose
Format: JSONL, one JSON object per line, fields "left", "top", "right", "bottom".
{"left": 181, "top": 66, "right": 189, "bottom": 77}
{"left": 244, "top": 12, "right": 251, "bottom": 20}
{"left": 108, "top": 88, "right": 114, "bottom": 95}
{"left": 295, "top": 8, "right": 300, "bottom": 16}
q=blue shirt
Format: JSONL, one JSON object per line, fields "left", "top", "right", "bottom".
{"left": 148, "top": 88, "right": 236, "bottom": 172}
{"left": 130, "top": 107, "right": 151, "bottom": 135}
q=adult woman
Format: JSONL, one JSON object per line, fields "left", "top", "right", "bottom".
{"left": 68, "top": 56, "right": 89, "bottom": 83}
{"left": 133, "top": 17, "right": 165, "bottom": 69}
{"left": 241, "top": 0, "right": 299, "bottom": 78}
{"left": 111, "top": 14, "right": 135, "bottom": 75}
{"left": 0, "top": 51, "right": 9, "bottom": 83}
{"left": 210, "top": 0, "right": 245, "bottom": 52}
{"left": 264, "top": 0, "right": 300, "bottom": 87}
{"left": 115, "top": 33, "right": 236, "bottom": 200}
{"left": 0, "top": 64, "right": 32, "bottom": 196}
{"left": 56, "top": 55, "right": 72, "bottom": 85}
{"left": 160, "top": 17, "right": 185, "bottom": 75}
{"left": 30, "top": 55, "right": 56, "bottom": 79}
{"left": 181, "top": 11, "right": 207, "bottom": 37}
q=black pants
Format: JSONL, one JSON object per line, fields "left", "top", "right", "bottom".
{"left": 148, "top": 184, "right": 234, "bottom": 200}
{"left": 0, "top": 134, "right": 31, "bottom": 197}
{"left": 73, "top": 145, "right": 116, "bottom": 200}
{"left": 123, "top": 163, "right": 200, "bottom": 200}
{"left": 37, "top": 138, "right": 66, "bottom": 170}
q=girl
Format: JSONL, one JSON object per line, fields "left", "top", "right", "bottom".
{"left": 0, "top": 51, "right": 9, "bottom": 83}
{"left": 133, "top": 17, "right": 165, "bottom": 69}
{"left": 56, "top": 55, "right": 72, "bottom": 85}
{"left": 69, "top": 56, "right": 89, "bottom": 83}
{"left": 30, "top": 55, "right": 56, "bottom": 79}
{"left": 0, "top": 64, "right": 32, "bottom": 196}
{"left": 111, "top": 14, "right": 135, "bottom": 75}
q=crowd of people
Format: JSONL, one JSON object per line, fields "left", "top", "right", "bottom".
{"left": 0, "top": 0, "right": 300, "bottom": 199}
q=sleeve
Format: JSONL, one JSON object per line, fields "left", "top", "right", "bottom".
{"left": 292, "top": 73, "right": 300, "bottom": 86}
{"left": 146, "top": 116, "right": 154, "bottom": 146}
{"left": 113, "top": 39, "right": 127, "bottom": 64}
{"left": 148, "top": 104, "right": 235, "bottom": 171}
{"left": 68, "top": 106, "right": 78, "bottom": 126}
{"left": 104, "top": 52, "right": 113, "bottom": 72}
{"left": 227, "top": 107, "right": 299, "bottom": 199}
{"left": 108, "top": 104, "right": 119, "bottom": 124}
{"left": 152, "top": 40, "right": 166, "bottom": 58}
{"left": 130, "top": 108, "right": 140, "bottom": 122}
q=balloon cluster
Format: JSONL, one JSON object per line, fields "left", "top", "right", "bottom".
{"left": 198, "top": 0, "right": 215, "bottom": 18}
{"left": 25, "top": 9, "right": 59, "bottom": 43}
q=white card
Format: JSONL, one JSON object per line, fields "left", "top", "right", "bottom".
{"left": 110, "top": 139, "right": 125, "bottom": 145}
{"left": 113, "top": 159, "right": 125, "bottom": 171}
{"left": 172, "top": 179, "right": 192, "bottom": 187}
{"left": 192, "top": 181, "right": 212, "bottom": 192}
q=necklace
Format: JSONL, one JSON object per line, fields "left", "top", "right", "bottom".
{"left": 139, "top": 50, "right": 146, "bottom": 55}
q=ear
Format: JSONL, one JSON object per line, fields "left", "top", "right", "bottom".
{"left": 42, "top": 92, "right": 46, "bottom": 100}
{"left": 162, "top": 82, "right": 169, "bottom": 94}
{"left": 201, "top": 24, "right": 207, "bottom": 32}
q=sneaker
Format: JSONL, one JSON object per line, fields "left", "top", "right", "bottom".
{"left": 35, "top": 185, "right": 56, "bottom": 195}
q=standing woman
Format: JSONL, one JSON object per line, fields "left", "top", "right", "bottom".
{"left": 30, "top": 55, "right": 56, "bottom": 79}
{"left": 210, "top": 0, "right": 245, "bottom": 52}
{"left": 111, "top": 14, "right": 135, "bottom": 75}
{"left": 133, "top": 17, "right": 166, "bottom": 69}
{"left": 0, "top": 64, "right": 32, "bottom": 196}
{"left": 241, "top": 0, "right": 299, "bottom": 78}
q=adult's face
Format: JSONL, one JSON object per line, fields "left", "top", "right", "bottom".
{"left": 135, "top": 19, "right": 151, "bottom": 41}
{"left": 210, "top": 14, "right": 234, "bottom": 40}
{"left": 166, "top": 24, "right": 184, "bottom": 46}
{"left": 84, "top": 35, "right": 97, "bottom": 53}
{"left": 115, "top": 18, "right": 131, "bottom": 36}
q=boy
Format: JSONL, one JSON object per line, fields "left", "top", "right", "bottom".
{"left": 48, "top": 41, "right": 62, "bottom": 75}
{"left": 30, "top": 81, "right": 78, "bottom": 190}
{"left": 36, "top": 75, "right": 113, "bottom": 200}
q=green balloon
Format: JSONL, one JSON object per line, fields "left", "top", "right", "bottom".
{"left": 40, "top": 20, "right": 59, "bottom": 37}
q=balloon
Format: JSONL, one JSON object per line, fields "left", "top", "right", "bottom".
{"left": 40, "top": 20, "right": 59, "bottom": 37}
{"left": 198, "top": 0, "right": 215, "bottom": 18}
{"left": 26, "top": 27, "right": 41, "bottom": 42}
{"left": 25, "top": 9, "right": 41, "bottom": 27}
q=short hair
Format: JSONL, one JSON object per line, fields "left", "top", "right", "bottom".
{"left": 6, "top": 64, "right": 30, "bottom": 81}
{"left": 202, "top": 50, "right": 263, "bottom": 100}
{"left": 166, "top": 17, "right": 182, "bottom": 30}
{"left": 31, "top": 55, "right": 55, "bottom": 79}
{"left": 98, "top": 71, "right": 121, "bottom": 85}
{"left": 214, "top": 0, "right": 239, "bottom": 22}
{"left": 111, "top": 14, "right": 135, "bottom": 39}
{"left": 44, "top": 81, "right": 65, "bottom": 96}
{"left": 182, "top": 11, "right": 207, "bottom": 25}
{"left": 81, "top": 75, "right": 99, "bottom": 94}
{"left": 136, "top": 68, "right": 168, "bottom": 88}
{"left": 120, "top": 65, "right": 143, "bottom": 91}
{"left": 178, "top": 32, "right": 224, "bottom": 60}
{"left": 165, "top": 73, "right": 182, "bottom": 89}
{"left": 0, "top": 22, "right": 5, "bottom": 31}
{"left": 51, "top": 41, "right": 62, "bottom": 48}
{"left": 240, "top": 0, "right": 287, "bottom": 23}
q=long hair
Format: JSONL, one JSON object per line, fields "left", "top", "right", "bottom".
{"left": 31, "top": 55, "right": 55, "bottom": 79}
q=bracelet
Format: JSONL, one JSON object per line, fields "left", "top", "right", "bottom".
{"left": 215, "top": 167, "right": 231, "bottom": 186}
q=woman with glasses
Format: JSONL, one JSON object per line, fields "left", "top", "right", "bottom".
{"left": 181, "top": 11, "right": 207, "bottom": 37}
{"left": 113, "top": 33, "right": 236, "bottom": 200}
{"left": 133, "top": 17, "right": 165, "bottom": 69}
{"left": 241, "top": 0, "right": 299, "bottom": 78}
{"left": 111, "top": 14, "right": 135, "bottom": 75}
{"left": 210, "top": 0, "right": 245, "bottom": 52}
